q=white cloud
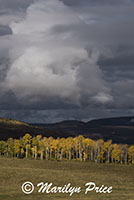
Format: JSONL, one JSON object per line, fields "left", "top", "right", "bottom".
{"left": 4, "top": 0, "right": 112, "bottom": 105}
{"left": 92, "top": 92, "right": 113, "bottom": 104}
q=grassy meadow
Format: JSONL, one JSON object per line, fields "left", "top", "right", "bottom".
{"left": 0, "top": 157, "right": 134, "bottom": 200}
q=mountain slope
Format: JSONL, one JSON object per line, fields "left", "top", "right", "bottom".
{"left": 32, "top": 117, "right": 134, "bottom": 144}
{"left": 0, "top": 117, "right": 134, "bottom": 144}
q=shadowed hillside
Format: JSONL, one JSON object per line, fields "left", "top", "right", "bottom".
{"left": 0, "top": 117, "right": 134, "bottom": 144}
{"left": 0, "top": 118, "right": 45, "bottom": 140}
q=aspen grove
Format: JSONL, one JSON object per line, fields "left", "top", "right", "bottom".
{"left": 0, "top": 134, "right": 134, "bottom": 164}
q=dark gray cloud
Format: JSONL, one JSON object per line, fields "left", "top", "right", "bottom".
{"left": 0, "top": 0, "right": 134, "bottom": 122}
{"left": 1, "top": 108, "right": 134, "bottom": 123}
{"left": 62, "top": 0, "right": 133, "bottom": 6}
{"left": 0, "top": 0, "right": 33, "bottom": 11}
{"left": 0, "top": 25, "right": 12, "bottom": 36}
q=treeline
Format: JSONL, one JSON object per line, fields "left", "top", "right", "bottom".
{"left": 0, "top": 134, "right": 134, "bottom": 164}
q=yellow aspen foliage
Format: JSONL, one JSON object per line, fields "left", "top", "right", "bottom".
{"left": 1, "top": 134, "right": 133, "bottom": 164}
{"left": 14, "top": 139, "right": 20, "bottom": 156}
{"left": 112, "top": 144, "right": 121, "bottom": 163}
{"left": 128, "top": 146, "right": 134, "bottom": 164}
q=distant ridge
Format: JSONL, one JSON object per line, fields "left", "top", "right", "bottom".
{"left": 0, "top": 116, "right": 134, "bottom": 144}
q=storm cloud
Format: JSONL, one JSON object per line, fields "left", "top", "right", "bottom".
{"left": 0, "top": 0, "right": 134, "bottom": 122}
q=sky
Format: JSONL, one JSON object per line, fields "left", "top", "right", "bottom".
{"left": 0, "top": 0, "right": 134, "bottom": 123}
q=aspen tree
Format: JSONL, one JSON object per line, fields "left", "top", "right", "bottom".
{"left": 14, "top": 139, "right": 21, "bottom": 157}
{"left": 22, "top": 133, "right": 32, "bottom": 158}
{"left": 0, "top": 141, "right": 7, "bottom": 156}
{"left": 103, "top": 140, "right": 112, "bottom": 163}
{"left": 128, "top": 146, "right": 134, "bottom": 164}
{"left": 74, "top": 137, "right": 78, "bottom": 159}
{"left": 77, "top": 135, "right": 84, "bottom": 161}
{"left": 59, "top": 138, "right": 66, "bottom": 160}
{"left": 96, "top": 139, "right": 104, "bottom": 163}
{"left": 7, "top": 138, "right": 14, "bottom": 157}
{"left": 111, "top": 144, "right": 121, "bottom": 163}
{"left": 42, "top": 137, "right": 50, "bottom": 160}
{"left": 66, "top": 137, "right": 74, "bottom": 161}
{"left": 39, "top": 140, "right": 45, "bottom": 160}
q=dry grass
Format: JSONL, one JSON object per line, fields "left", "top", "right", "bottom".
{"left": 0, "top": 157, "right": 134, "bottom": 200}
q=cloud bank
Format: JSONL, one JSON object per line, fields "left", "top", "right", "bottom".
{"left": 4, "top": 0, "right": 112, "bottom": 106}
{"left": 0, "top": 0, "right": 134, "bottom": 122}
